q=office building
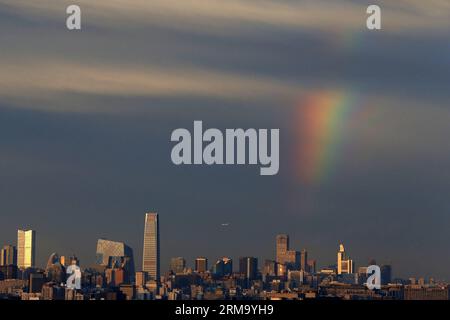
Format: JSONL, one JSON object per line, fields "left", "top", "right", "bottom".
{"left": 0, "top": 245, "right": 17, "bottom": 266}
{"left": 300, "top": 249, "right": 308, "bottom": 272}
{"left": 239, "top": 257, "right": 258, "bottom": 280}
{"left": 275, "top": 234, "right": 300, "bottom": 269}
{"left": 337, "top": 244, "right": 354, "bottom": 275}
{"left": 29, "top": 272, "right": 45, "bottom": 293}
{"left": 135, "top": 271, "right": 148, "bottom": 287}
{"left": 276, "top": 234, "right": 289, "bottom": 263}
{"left": 288, "top": 270, "right": 304, "bottom": 287}
{"left": 142, "top": 212, "right": 160, "bottom": 281}
{"left": 96, "top": 239, "right": 135, "bottom": 283}
{"left": 17, "top": 230, "right": 36, "bottom": 269}
{"left": 381, "top": 265, "right": 392, "bottom": 285}
{"left": 277, "top": 263, "right": 287, "bottom": 277}
{"left": 307, "top": 259, "right": 316, "bottom": 274}
{"left": 195, "top": 257, "right": 208, "bottom": 273}
{"left": 263, "top": 260, "right": 277, "bottom": 276}
{"left": 105, "top": 267, "right": 126, "bottom": 287}
{"left": 213, "top": 257, "right": 232, "bottom": 277}
{"left": 0, "top": 265, "right": 18, "bottom": 280}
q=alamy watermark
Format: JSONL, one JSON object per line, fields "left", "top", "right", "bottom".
{"left": 66, "top": 263, "right": 82, "bottom": 290}
{"left": 65, "top": 4, "right": 381, "bottom": 31}
{"left": 170, "top": 121, "right": 279, "bottom": 176}
{"left": 66, "top": 5, "right": 81, "bottom": 30}
{"left": 366, "top": 265, "right": 381, "bottom": 290}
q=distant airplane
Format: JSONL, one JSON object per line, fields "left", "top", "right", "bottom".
{"left": 221, "top": 223, "right": 230, "bottom": 227}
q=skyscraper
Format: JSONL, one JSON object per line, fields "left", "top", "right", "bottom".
{"left": 195, "top": 257, "right": 208, "bottom": 273}
{"left": 263, "top": 259, "right": 277, "bottom": 276}
{"left": 381, "top": 265, "right": 392, "bottom": 285}
{"left": 275, "top": 234, "right": 300, "bottom": 269}
{"left": 0, "top": 245, "right": 17, "bottom": 266}
{"left": 17, "top": 230, "right": 36, "bottom": 269}
{"left": 307, "top": 259, "right": 316, "bottom": 274}
{"left": 239, "top": 257, "right": 258, "bottom": 280}
{"left": 337, "top": 243, "right": 354, "bottom": 275}
{"left": 276, "top": 234, "right": 289, "bottom": 263}
{"left": 300, "top": 249, "right": 308, "bottom": 272}
{"left": 213, "top": 257, "right": 232, "bottom": 277}
{"left": 142, "top": 212, "right": 160, "bottom": 281}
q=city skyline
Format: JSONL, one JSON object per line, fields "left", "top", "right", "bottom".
{"left": 1, "top": 213, "right": 448, "bottom": 301}
{"left": 0, "top": 217, "right": 445, "bottom": 282}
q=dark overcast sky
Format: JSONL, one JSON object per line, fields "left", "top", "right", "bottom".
{"left": 0, "top": 0, "right": 449, "bottom": 280}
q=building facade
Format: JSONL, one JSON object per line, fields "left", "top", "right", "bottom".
{"left": 276, "top": 234, "right": 289, "bottom": 263}
{"left": 239, "top": 257, "right": 258, "bottom": 280}
{"left": 195, "top": 257, "right": 208, "bottom": 273}
{"left": 337, "top": 244, "right": 354, "bottom": 275}
{"left": 142, "top": 213, "right": 160, "bottom": 281}
{"left": 96, "top": 239, "right": 135, "bottom": 283}
{"left": 17, "top": 230, "right": 36, "bottom": 269}
{"left": 0, "top": 245, "right": 17, "bottom": 266}
{"left": 276, "top": 234, "right": 300, "bottom": 270}
{"left": 300, "top": 249, "right": 308, "bottom": 272}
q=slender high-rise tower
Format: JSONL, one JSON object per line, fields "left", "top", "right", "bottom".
{"left": 142, "top": 213, "right": 160, "bottom": 281}
{"left": 17, "top": 229, "right": 36, "bottom": 269}
{"left": 276, "top": 234, "right": 289, "bottom": 264}
{"left": 300, "top": 249, "right": 308, "bottom": 272}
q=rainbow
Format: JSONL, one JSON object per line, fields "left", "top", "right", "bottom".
{"left": 293, "top": 90, "right": 360, "bottom": 185}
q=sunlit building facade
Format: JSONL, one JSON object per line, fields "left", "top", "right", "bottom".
{"left": 300, "top": 249, "right": 308, "bottom": 272}
{"left": 142, "top": 213, "right": 160, "bottom": 281}
{"left": 17, "top": 230, "right": 36, "bottom": 269}
{"left": 276, "top": 234, "right": 300, "bottom": 269}
{"left": 195, "top": 257, "right": 208, "bottom": 273}
{"left": 96, "top": 239, "right": 135, "bottom": 283}
{"left": 0, "top": 245, "right": 17, "bottom": 266}
{"left": 337, "top": 244, "right": 354, "bottom": 275}
{"left": 276, "top": 234, "right": 289, "bottom": 263}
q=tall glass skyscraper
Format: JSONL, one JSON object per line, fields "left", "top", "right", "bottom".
{"left": 142, "top": 213, "right": 160, "bottom": 281}
{"left": 17, "top": 229, "right": 35, "bottom": 269}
